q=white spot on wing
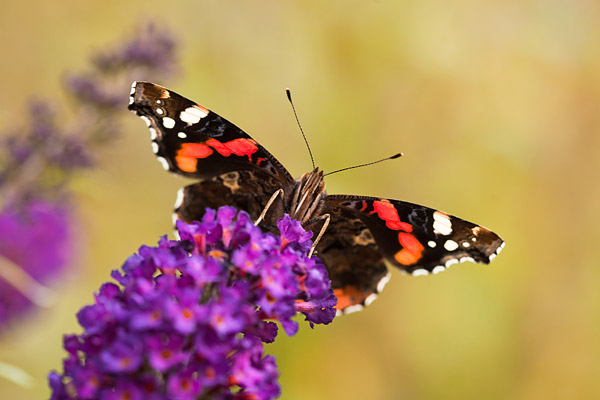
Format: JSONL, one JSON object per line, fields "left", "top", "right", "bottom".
{"left": 151, "top": 142, "right": 159, "bottom": 154}
{"left": 342, "top": 304, "right": 364, "bottom": 315}
{"left": 157, "top": 156, "right": 170, "bottom": 170}
{"left": 445, "top": 259, "right": 459, "bottom": 268}
{"left": 174, "top": 188, "right": 185, "bottom": 209}
{"left": 177, "top": 132, "right": 187, "bottom": 139}
{"left": 412, "top": 268, "right": 429, "bottom": 276}
{"left": 130, "top": 81, "right": 137, "bottom": 95}
{"left": 489, "top": 242, "right": 505, "bottom": 261}
{"left": 364, "top": 293, "right": 378, "bottom": 306}
{"left": 180, "top": 106, "right": 208, "bottom": 124}
{"left": 162, "top": 117, "right": 176, "bottom": 129}
{"left": 172, "top": 212, "right": 180, "bottom": 236}
{"left": 428, "top": 240, "right": 437, "bottom": 248}
{"left": 156, "top": 108, "right": 164, "bottom": 115}
{"left": 433, "top": 211, "right": 453, "bottom": 236}
{"left": 497, "top": 242, "right": 506, "bottom": 253}
{"left": 376, "top": 272, "right": 391, "bottom": 293}
{"left": 432, "top": 265, "right": 446, "bottom": 274}
{"left": 444, "top": 240, "right": 459, "bottom": 251}
{"left": 149, "top": 127, "right": 157, "bottom": 140}
{"left": 141, "top": 116, "right": 151, "bottom": 127}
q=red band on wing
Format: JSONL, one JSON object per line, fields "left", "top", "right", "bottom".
{"left": 175, "top": 139, "right": 259, "bottom": 172}
{"left": 394, "top": 232, "right": 425, "bottom": 265}
{"left": 372, "top": 199, "right": 413, "bottom": 232}
{"left": 225, "top": 138, "right": 259, "bottom": 156}
{"left": 205, "top": 138, "right": 258, "bottom": 158}
{"left": 371, "top": 199, "right": 425, "bottom": 266}
{"left": 205, "top": 138, "right": 232, "bottom": 156}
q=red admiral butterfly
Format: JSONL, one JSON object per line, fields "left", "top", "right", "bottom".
{"left": 129, "top": 81, "right": 504, "bottom": 314}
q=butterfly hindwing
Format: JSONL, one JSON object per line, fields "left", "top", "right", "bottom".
{"left": 175, "top": 170, "right": 289, "bottom": 229}
{"left": 315, "top": 208, "right": 390, "bottom": 313}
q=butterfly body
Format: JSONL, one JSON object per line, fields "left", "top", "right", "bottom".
{"left": 129, "top": 81, "right": 504, "bottom": 314}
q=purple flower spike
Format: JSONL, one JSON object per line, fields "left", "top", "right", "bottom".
{"left": 0, "top": 23, "right": 179, "bottom": 333}
{"left": 49, "top": 207, "right": 335, "bottom": 399}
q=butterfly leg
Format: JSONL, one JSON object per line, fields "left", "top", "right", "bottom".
{"left": 308, "top": 213, "right": 330, "bottom": 258}
{"left": 255, "top": 188, "right": 284, "bottom": 226}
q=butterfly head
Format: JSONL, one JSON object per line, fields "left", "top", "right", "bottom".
{"left": 288, "top": 168, "right": 326, "bottom": 224}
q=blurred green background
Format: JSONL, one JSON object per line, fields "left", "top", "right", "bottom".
{"left": 2, "top": 1, "right": 600, "bottom": 399}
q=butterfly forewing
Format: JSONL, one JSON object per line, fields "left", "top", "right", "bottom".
{"left": 129, "top": 81, "right": 293, "bottom": 184}
{"left": 325, "top": 195, "right": 504, "bottom": 276}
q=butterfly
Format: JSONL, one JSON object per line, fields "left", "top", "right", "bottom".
{"left": 128, "top": 81, "right": 504, "bottom": 314}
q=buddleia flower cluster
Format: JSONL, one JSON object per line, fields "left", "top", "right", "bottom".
{"left": 0, "top": 24, "right": 177, "bottom": 332}
{"left": 49, "top": 206, "right": 337, "bottom": 399}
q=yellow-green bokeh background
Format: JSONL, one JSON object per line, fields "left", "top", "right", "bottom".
{"left": 2, "top": 1, "right": 600, "bottom": 399}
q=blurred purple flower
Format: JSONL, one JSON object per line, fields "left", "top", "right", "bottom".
{"left": 0, "top": 100, "right": 91, "bottom": 205}
{"left": 0, "top": 200, "right": 71, "bottom": 328}
{"left": 63, "top": 75, "right": 123, "bottom": 110}
{"left": 0, "top": 23, "right": 178, "bottom": 332}
{"left": 95, "top": 23, "right": 177, "bottom": 75}
{"left": 66, "top": 24, "right": 177, "bottom": 111}
{"left": 49, "top": 207, "right": 335, "bottom": 399}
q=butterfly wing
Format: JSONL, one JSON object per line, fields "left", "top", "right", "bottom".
{"left": 326, "top": 195, "right": 504, "bottom": 276}
{"left": 314, "top": 209, "right": 391, "bottom": 313}
{"left": 128, "top": 81, "right": 293, "bottom": 184}
{"left": 174, "top": 170, "right": 290, "bottom": 228}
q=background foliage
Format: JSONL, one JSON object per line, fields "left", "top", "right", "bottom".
{"left": 1, "top": 1, "right": 599, "bottom": 399}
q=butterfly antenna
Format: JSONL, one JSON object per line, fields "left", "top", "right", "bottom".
{"left": 324, "top": 153, "right": 403, "bottom": 177}
{"left": 286, "top": 88, "right": 315, "bottom": 170}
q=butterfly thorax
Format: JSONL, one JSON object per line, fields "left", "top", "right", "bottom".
{"left": 285, "top": 168, "right": 326, "bottom": 225}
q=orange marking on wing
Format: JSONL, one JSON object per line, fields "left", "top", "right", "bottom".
{"left": 176, "top": 143, "right": 213, "bottom": 172}
{"left": 175, "top": 156, "right": 198, "bottom": 172}
{"left": 334, "top": 287, "right": 368, "bottom": 310}
{"left": 359, "top": 201, "right": 368, "bottom": 212}
{"left": 178, "top": 143, "right": 213, "bottom": 158}
{"left": 372, "top": 199, "right": 413, "bottom": 232}
{"left": 394, "top": 232, "right": 424, "bottom": 265}
{"left": 175, "top": 139, "right": 259, "bottom": 173}
{"left": 194, "top": 104, "right": 209, "bottom": 116}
